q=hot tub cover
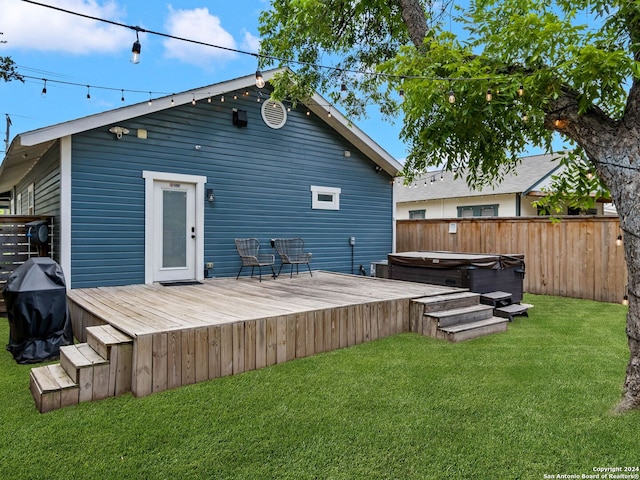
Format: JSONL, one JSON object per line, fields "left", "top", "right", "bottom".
{"left": 3, "top": 257, "right": 73, "bottom": 364}
{"left": 388, "top": 251, "right": 524, "bottom": 269}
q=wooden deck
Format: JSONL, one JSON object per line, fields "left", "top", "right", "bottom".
{"left": 67, "top": 271, "right": 460, "bottom": 398}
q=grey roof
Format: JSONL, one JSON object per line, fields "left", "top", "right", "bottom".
{"left": 395, "top": 153, "right": 562, "bottom": 203}
{"left": 0, "top": 68, "right": 402, "bottom": 192}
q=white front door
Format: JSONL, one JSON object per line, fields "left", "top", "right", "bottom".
{"left": 152, "top": 180, "right": 197, "bottom": 282}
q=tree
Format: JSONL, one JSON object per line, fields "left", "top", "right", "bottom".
{"left": 0, "top": 33, "right": 23, "bottom": 83}
{"left": 258, "top": 0, "right": 640, "bottom": 412}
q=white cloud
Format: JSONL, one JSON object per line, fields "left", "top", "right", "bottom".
{"left": 163, "top": 6, "right": 237, "bottom": 66}
{"left": 241, "top": 30, "right": 260, "bottom": 54}
{"left": 0, "top": 0, "right": 130, "bottom": 54}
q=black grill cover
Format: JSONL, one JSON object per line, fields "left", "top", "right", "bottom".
{"left": 3, "top": 257, "right": 73, "bottom": 364}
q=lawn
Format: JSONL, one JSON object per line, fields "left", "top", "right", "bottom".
{"left": 0, "top": 294, "right": 638, "bottom": 479}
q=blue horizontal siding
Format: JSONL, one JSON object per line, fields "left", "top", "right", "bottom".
{"left": 70, "top": 88, "right": 393, "bottom": 287}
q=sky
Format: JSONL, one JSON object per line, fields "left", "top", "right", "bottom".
{"left": 0, "top": 0, "right": 410, "bottom": 160}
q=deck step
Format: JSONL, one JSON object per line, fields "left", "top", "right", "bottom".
{"left": 480, "top": 291, "right": 512, "bottom": 308}
{"left": 29, "top": 364, "right": 79, "bottom": 413}
{"left": 414, "top": 291, "right": 480, "bottom": 313}
{"left": 438, "top": 317, "right": 509, "bottom": 343}
{"left": 495, "top": 303, "right": 533, "bottom": 321}
{"left": 86, "top": 325, "right": 133, "bottom": 396}
{"left": 60, "top": 343, "right": 111, "bottom": 402}
{"left": 426, "top": 304, "right": 494, "bottom": 328}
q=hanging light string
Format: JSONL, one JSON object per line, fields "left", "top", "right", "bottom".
{"left": 19, "top": 0, "right": 527, "bottom": 89}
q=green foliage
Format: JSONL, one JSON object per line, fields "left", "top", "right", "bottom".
{"left": 533, "top": 148, "right": 610, "bottom": 215}
{"left": 1, "top": 296, "right": 638, "bottom": 479}
{"left": 0, "top": 34, "right": 23, "bottom": 83}
{"left": 258, "top": 0, "right": 638, "bottom": 191}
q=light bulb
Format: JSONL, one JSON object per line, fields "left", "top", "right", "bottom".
{"left": 130, "top": 39, "right": 141, "bottom": 64}
{"left": 486, "top": 89, "right": 492, "bottom": 102}
{"left": 517, "top": 84, "right": 524, "bottom": 97}
{"left": 255, "top": 70, "right": 266, "bottom": 89}
{"left": 448, "top": 90, "right": 455, "bottom": 104}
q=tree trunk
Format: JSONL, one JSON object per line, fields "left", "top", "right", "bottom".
{"left": 545, "top": 89, "right": 640, "bottom": 413}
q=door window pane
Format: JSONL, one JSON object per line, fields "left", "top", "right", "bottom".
{"left": 163, "top": 190, "right": 187, "bottom": 268}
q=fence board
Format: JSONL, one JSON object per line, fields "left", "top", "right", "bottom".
{"left": 396, "top": 217, "right": 627, "bottom": 304}
{"left": 0, "top": 216, "right": 54, "bottom": 314}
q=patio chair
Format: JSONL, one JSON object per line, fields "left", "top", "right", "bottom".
{"left": 273, "top": 238, "right": 313, "bottom": 278}
{"left": 234, "top": 238, "right": 276, "bottom": 282}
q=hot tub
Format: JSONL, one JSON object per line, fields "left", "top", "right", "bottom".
{"left": 387, "top": 251, "right": 525, "bottom": 302}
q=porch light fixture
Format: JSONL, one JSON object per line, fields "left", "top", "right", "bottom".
{"left": 207, "top": 189, "right": 215, "bottom": 203}
{"left": 131, "top": 31, "right": 141, "bottom": 64}
{"left": 255, "top": 70, "right": 265, "bottom": 88}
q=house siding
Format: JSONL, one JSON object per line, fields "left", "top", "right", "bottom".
{"left": 69, "top": 90, "right": 393, "bottom": 288}
{"left": 14, "top": 142, "right": 62, "bottom": 261}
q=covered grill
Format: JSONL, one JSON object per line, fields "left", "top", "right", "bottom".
{"left": 3, "top": 257, "right": 73, "bottom": 363}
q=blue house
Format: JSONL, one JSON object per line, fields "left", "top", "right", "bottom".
{"left": 0, "top": 69, "right": 401, "bottom": 289}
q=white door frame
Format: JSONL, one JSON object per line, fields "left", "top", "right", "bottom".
{"left": 143, "top": 170, "right": 206, "bottom": 284}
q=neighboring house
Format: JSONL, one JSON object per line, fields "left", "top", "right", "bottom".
{"left": 395, "top": 153, "right": 608, "bottom": 219}
{"left": 0, "top": 68, "right": 402, "bottom": 288}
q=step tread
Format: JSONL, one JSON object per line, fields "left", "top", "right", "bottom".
{"left": 31, "top": 364, "right": 77, "bottom": 392}
{"left": 413, "top": 291, "right": 479, "bottom": 305}
{"left": 86, "top": 325, "right": 133, "bottom": 345}
{"left": 480, "top": 291, "right": 512, "bottom": 301}
{"left": 61, "top": 343, "right": 108, "bottom": 368}
{"left": 496, "top": 303, "right": 532, "bottom": 314}
{"left": 426, "top": 304, "right": 494, "bottom": 319}
{"left": 438, "top": 316, "right": 508, "bottom": 334}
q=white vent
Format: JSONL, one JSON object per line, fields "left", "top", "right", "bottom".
{"left": 261, "top": 100, "right": 287, "bottom": 129}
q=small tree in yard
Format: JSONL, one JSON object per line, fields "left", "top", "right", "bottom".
{"left": 259, "top": 0, "right": 640, "bottom": 412}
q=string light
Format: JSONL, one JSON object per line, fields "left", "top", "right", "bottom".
{"left": 41, "top": 79, "right": 47, "bottom": 96}
{"left": 148, "top": 92, "right": 152, "bottom": 106}
{"left": 130, "top": 30, "right": 141, "bottom": 64}
{"left": 616, "top": 234, "right": 623, "bottom": 246}
{"left": 191, "top": 95, "right": 196, "bottom": 105}
{"left": 341, "top": 83, "right": 348, "bottom": 99}
{"left": 86, "top": 85, "right": 90, "bottom": 100}
{"left": 486, "top": 88, "right": 493, "bottom": 102}
{"left": 448, "top": 89, "right": 455, "bottom": 104}
{"left": 121, "top": 89, "right": 125, "bottom": 102}
{"left": 21, "top": 0, "right": 535, "bottom": 103}
{"left": 255, "top": 70, "right": 265, "bottom": 89}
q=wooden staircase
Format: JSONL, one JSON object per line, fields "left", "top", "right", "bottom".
{"left": 29, "top": 325, "right": 133, "bottom": 413}
{"left": 411, "top": 291, "right": 509, "bottom": 342}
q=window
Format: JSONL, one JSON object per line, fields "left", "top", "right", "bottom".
{"left": 457, "top": 204, "right": 499, "bottom": 217}
{"left": 27, "top": 184, "right": 34, "bottom": 215}
{"left": 409, "top": 209, "right": 426, "bottom": 219}
{"left": 310, "top": 185, "right": 341, "bottom": 210}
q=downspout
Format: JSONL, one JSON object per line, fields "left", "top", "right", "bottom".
{"left": 392, "top": 177, "right": 397, "bottom": 253}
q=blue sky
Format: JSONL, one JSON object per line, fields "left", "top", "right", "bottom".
{"left": 0, "top": 0, "right": 409, "bottom": 160}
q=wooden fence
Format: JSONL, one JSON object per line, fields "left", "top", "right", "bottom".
{"left": 0, "top": 216, "right": 54, "bottom": 313}
{"left": 396, "top": 217, "right": 627, "bottom": 304}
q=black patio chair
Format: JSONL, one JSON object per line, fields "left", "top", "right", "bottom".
{"left": 273, "top": 238, "right": 313, "bottom": 278}
{"left": 234, "top": 238, "right": 276, "bottom": 281}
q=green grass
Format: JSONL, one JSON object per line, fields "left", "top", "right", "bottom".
{"left": 0, "top": 294, "right": 638, "bottom": 479}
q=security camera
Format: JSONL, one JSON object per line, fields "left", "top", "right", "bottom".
{"left": 108, "top": 126, "right": 130, "bottom": 139}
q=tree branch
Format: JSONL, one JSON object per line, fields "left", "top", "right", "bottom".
{"left": 396, "top": 0, "right": 429, "bottom": 48}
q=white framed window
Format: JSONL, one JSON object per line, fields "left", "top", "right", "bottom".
{"left": 27, "top": 183, "right": 35, "bottom": 215}
{"left": 310, "top": 185, "right": 341, "bottom": 210}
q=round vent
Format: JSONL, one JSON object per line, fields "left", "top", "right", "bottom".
{"left": 261, "top": 99, "right": 287, "bottom": 129}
